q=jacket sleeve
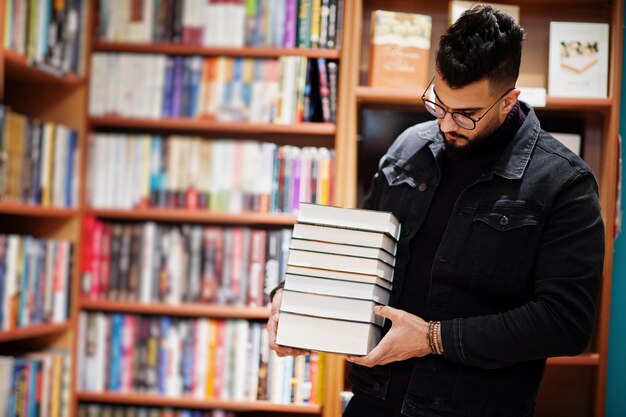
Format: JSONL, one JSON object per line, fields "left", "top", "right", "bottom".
{"left": 441, "top": 171, "right": 605, "bottom": 369}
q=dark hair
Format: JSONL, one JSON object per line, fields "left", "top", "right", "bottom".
{"left": 436, "top": 5, "right": 525, "bottom": 92}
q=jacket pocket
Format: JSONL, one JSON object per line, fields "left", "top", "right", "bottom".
{"left": 468, "top": 204, "right": 542, "bottom": 300}
{"left": 382, "top": 162, "right": 417, "bottom": 188}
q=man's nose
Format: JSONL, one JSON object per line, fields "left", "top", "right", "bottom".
{"left": 439, "top": 112, "right": 458, "bottom": 133}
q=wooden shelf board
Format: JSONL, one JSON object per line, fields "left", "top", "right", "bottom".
{"left": 75, "top": 392, "right": 321, "bottom": 413}
{"left": 80, "top": 300, "right": 271, "bottom": 320}
{"left": 355, "top": 86, "right": 613, "bottom": 111}
{"left": 0, "top": 202, "right": 79, "bottom": 218}
{"left": 547, "top": 353, "right": 600, "bottom": 366}
{"left": 92, "top": 42, "right": 340, "bottom": 59}
{"left": 3, "top": 49, "right": 84, "bottom": 85}
{"left": 0, "top": 322, "right": 71, "bottom": 343}
{"left": 88, "top": 208, "right": 297, "bottom": 225}
{"left": 89, "top": 117, "right": 336, "bottom": 135}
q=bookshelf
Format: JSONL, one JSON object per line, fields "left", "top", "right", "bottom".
{"left": 339, "top": 1, "right": 622, "bottom": 417}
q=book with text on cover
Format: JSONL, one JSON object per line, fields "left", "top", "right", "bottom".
{"left": 368, "top": 10, "right": 432, "bottom": 90}
{"left": 548, "top": 22, "right": 609, "bottom": 98}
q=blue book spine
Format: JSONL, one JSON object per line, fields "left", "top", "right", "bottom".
{"left": 28, "top": 360, "right": 39, "bottom": 417}
{"left": 158, "top": 316, "right": 170, "bottom": 394}
{"left": 171, "top": 56, "right": 185, "bottom": 118}
{"left": 149, "top": 136, "right": 162, "bottom": 206}
{"left": 19, "top": 237, "right": 29, "bottom": 327}
{"left": 65, "top": 130, "right": 77, "bottom": 207}
{"left": 161, "top": 57, "right": 175, "bottom": 117}
{"left": 109, "top": 313, "right": 123, "bottom": 391}
{"left": 187, "top": 57, "right": 202, "bottom": 118}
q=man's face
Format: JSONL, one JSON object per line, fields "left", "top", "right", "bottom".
{"left": 432, "top": 71, "right": 515, "bottom": 154}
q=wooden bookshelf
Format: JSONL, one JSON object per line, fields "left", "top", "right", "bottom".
{"left": 75, "top": 392, "right": 322, "bottom": 413}
{"left": 3, "top": 49, "right": 84, "bottom": 85}
{"left": 80, "top": 300, "right": 271, "bottom": 320}
{"left": 89, "top": 117, "right": 336, "bottom": 136}
{"left": 547, "top": 353, "right": 600, "bottom": 366}
{"left": 343, "top": 1, "right": 623, "bottom": 417}
{"left": 92, "top": 42, "right": 341, "bottom": 60}
{"left": 88, "top": 208, "right": 298, "bottom": 226}
{"left": 0, "top": 202, "right": 79, "bottom": 218}
{"left": 0, "top": 322, "right": 72, "bottom": 343}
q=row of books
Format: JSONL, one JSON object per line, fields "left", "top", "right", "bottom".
{"left": 0, "top": 234, "right": 72, "bottom": 331}
{"left": 2, "top": 0, "right": 87, "bottom": 75}
{"left": 79, "top": 405, "right": 235, "bottom": 417}
{"left": 81, "top": 218, "right": 292, "bottom": 306}
{"left": 277, "top": 203, "right": 400, "bottom": 356}
{"left": 88, "top": 54, "right": 338, "bottom": 124}
{"left": 78, "top": 313, "right": 323, "bottom": 404}
{"left": 88, "top": 135, "right": 334, "bottom": 212}
{"left": 0, "top": 351, "right": 70, "bottom": 417}
{"left": 0, "top": 107, "right": 79, "bottom": 208}
{"left": 96, "top": 0, "right": 343, "bottom": 49}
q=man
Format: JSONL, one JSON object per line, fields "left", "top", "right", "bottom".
{"left": 268, "top": 6, "right": 605, "bottom": 417}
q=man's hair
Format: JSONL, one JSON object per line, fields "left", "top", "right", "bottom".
{"left": 436, "top": 5, "right": 525, "bottom": 92}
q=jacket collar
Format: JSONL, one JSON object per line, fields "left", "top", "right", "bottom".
{"left": 421, "top": 101, "right": 539, "bottom": 180}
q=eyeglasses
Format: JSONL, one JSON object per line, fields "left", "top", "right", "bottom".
{"left": 421, "top": 77, "right": 515, "bottom": 130}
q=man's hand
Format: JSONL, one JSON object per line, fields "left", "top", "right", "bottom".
{"left": 267, "top": 289, "right": 310, "bottom": 357}
{"left": 346, "top": 305, "right": 431, "bottom": 367}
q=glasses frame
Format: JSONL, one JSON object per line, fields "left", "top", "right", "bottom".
{"left": 421, "top": 77, "right": 515, "bottom": 131}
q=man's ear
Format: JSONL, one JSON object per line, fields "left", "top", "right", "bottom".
{"left": 502, "top": 89, "right": 521, "bottom": 112}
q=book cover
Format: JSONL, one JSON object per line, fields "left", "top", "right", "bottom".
{"left": 368, "top": 10, "right": 431, "bottom": 90}
{"left": 279, "top": 289, "right": 385, "bottom": 326}
{"left": 297, "top": 202, "right": 401, "bottom": 240}
{"left": 283, "top": 273, "right": 391, "bottom": 304}
{"left": 548, "top": 22, "right": 609, "bottom": 98}
{"left": 276, "top": 312, "right": 382, "bottom": 356}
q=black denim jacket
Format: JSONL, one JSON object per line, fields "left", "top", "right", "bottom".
{"left": 349, "top": 103, "right": 605, "bottom": 417}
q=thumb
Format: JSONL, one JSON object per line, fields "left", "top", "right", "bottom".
{"left": 374, "top": 305, "right": 401, "bottom": 321}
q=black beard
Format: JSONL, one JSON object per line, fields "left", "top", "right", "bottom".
{"left": 440, "top": 126, "right": 502, "bottom": 159}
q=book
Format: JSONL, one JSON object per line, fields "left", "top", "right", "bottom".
{"left": 297, "top": 203, "right": 401, "bottom": 240}
{"left": 286, "top": 265, "right": 392, "bottom": 290}
{"left": 289, "top": 237, "right": 395, "bottom": 266}
{"left": 276, "top": 312, "right": 382, "bottom": 356}
{"left": 292, "top": 223, "right": 397, "bottom": 255}
{"left": 448, "top": 1, "right": 520, "bottom": 25}
{"left": 287, "top": 249, "right": 394, "bottom": 282}
{"left": 548, "top": 22, "right": 609, "bottom": 98}
{"left": 368, "top": 10, "right": 431, "bottom": 90}
{"left": 279, "top": 289, "right": 385, "bottom": 326}
{"left": 283, "top": 273, "right": 391, "bottom": 304}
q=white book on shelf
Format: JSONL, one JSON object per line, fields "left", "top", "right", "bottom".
{"left": 276, "top": 312, "right": 382, "bottom": 356}
{"left": 289, "top": 237, "right": 396, "bottom": 266}
{"left": 548, "top": 22, "right": 609, "bottom": 98}
{"left": 283, "top": 273, "right": 391, "bottom": 304}
{"left": 297, "top": 202, "right": 401, "bottom": 240}
{"left": 288, "top": 249, "right": 395, "bottom": 282}
{"left": 279, "top": 289, "right": 385, "bottom": 326}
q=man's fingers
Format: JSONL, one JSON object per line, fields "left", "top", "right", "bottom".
{"left": 374, "top": 305, "right": 402, "bottom": 321}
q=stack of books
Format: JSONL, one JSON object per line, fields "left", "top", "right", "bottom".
{"left": 276, "top": 203, "right": 400, "bottom": 356}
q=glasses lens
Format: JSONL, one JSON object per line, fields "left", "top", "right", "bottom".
{"left": 424, "top": 101, "right": 445, "bottom": 118}
{"left": 452, "top": 113, "right": 476, "bottom": 130}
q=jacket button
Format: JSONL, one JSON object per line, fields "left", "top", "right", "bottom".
{"left": 500, "top": 215, "right": 509, "bottom": 226}
{"left": 373, "top": 382, "right": 380, "bottom": 391}
{"left": 418, "top": 183, "right": 427, "bottom": 192}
